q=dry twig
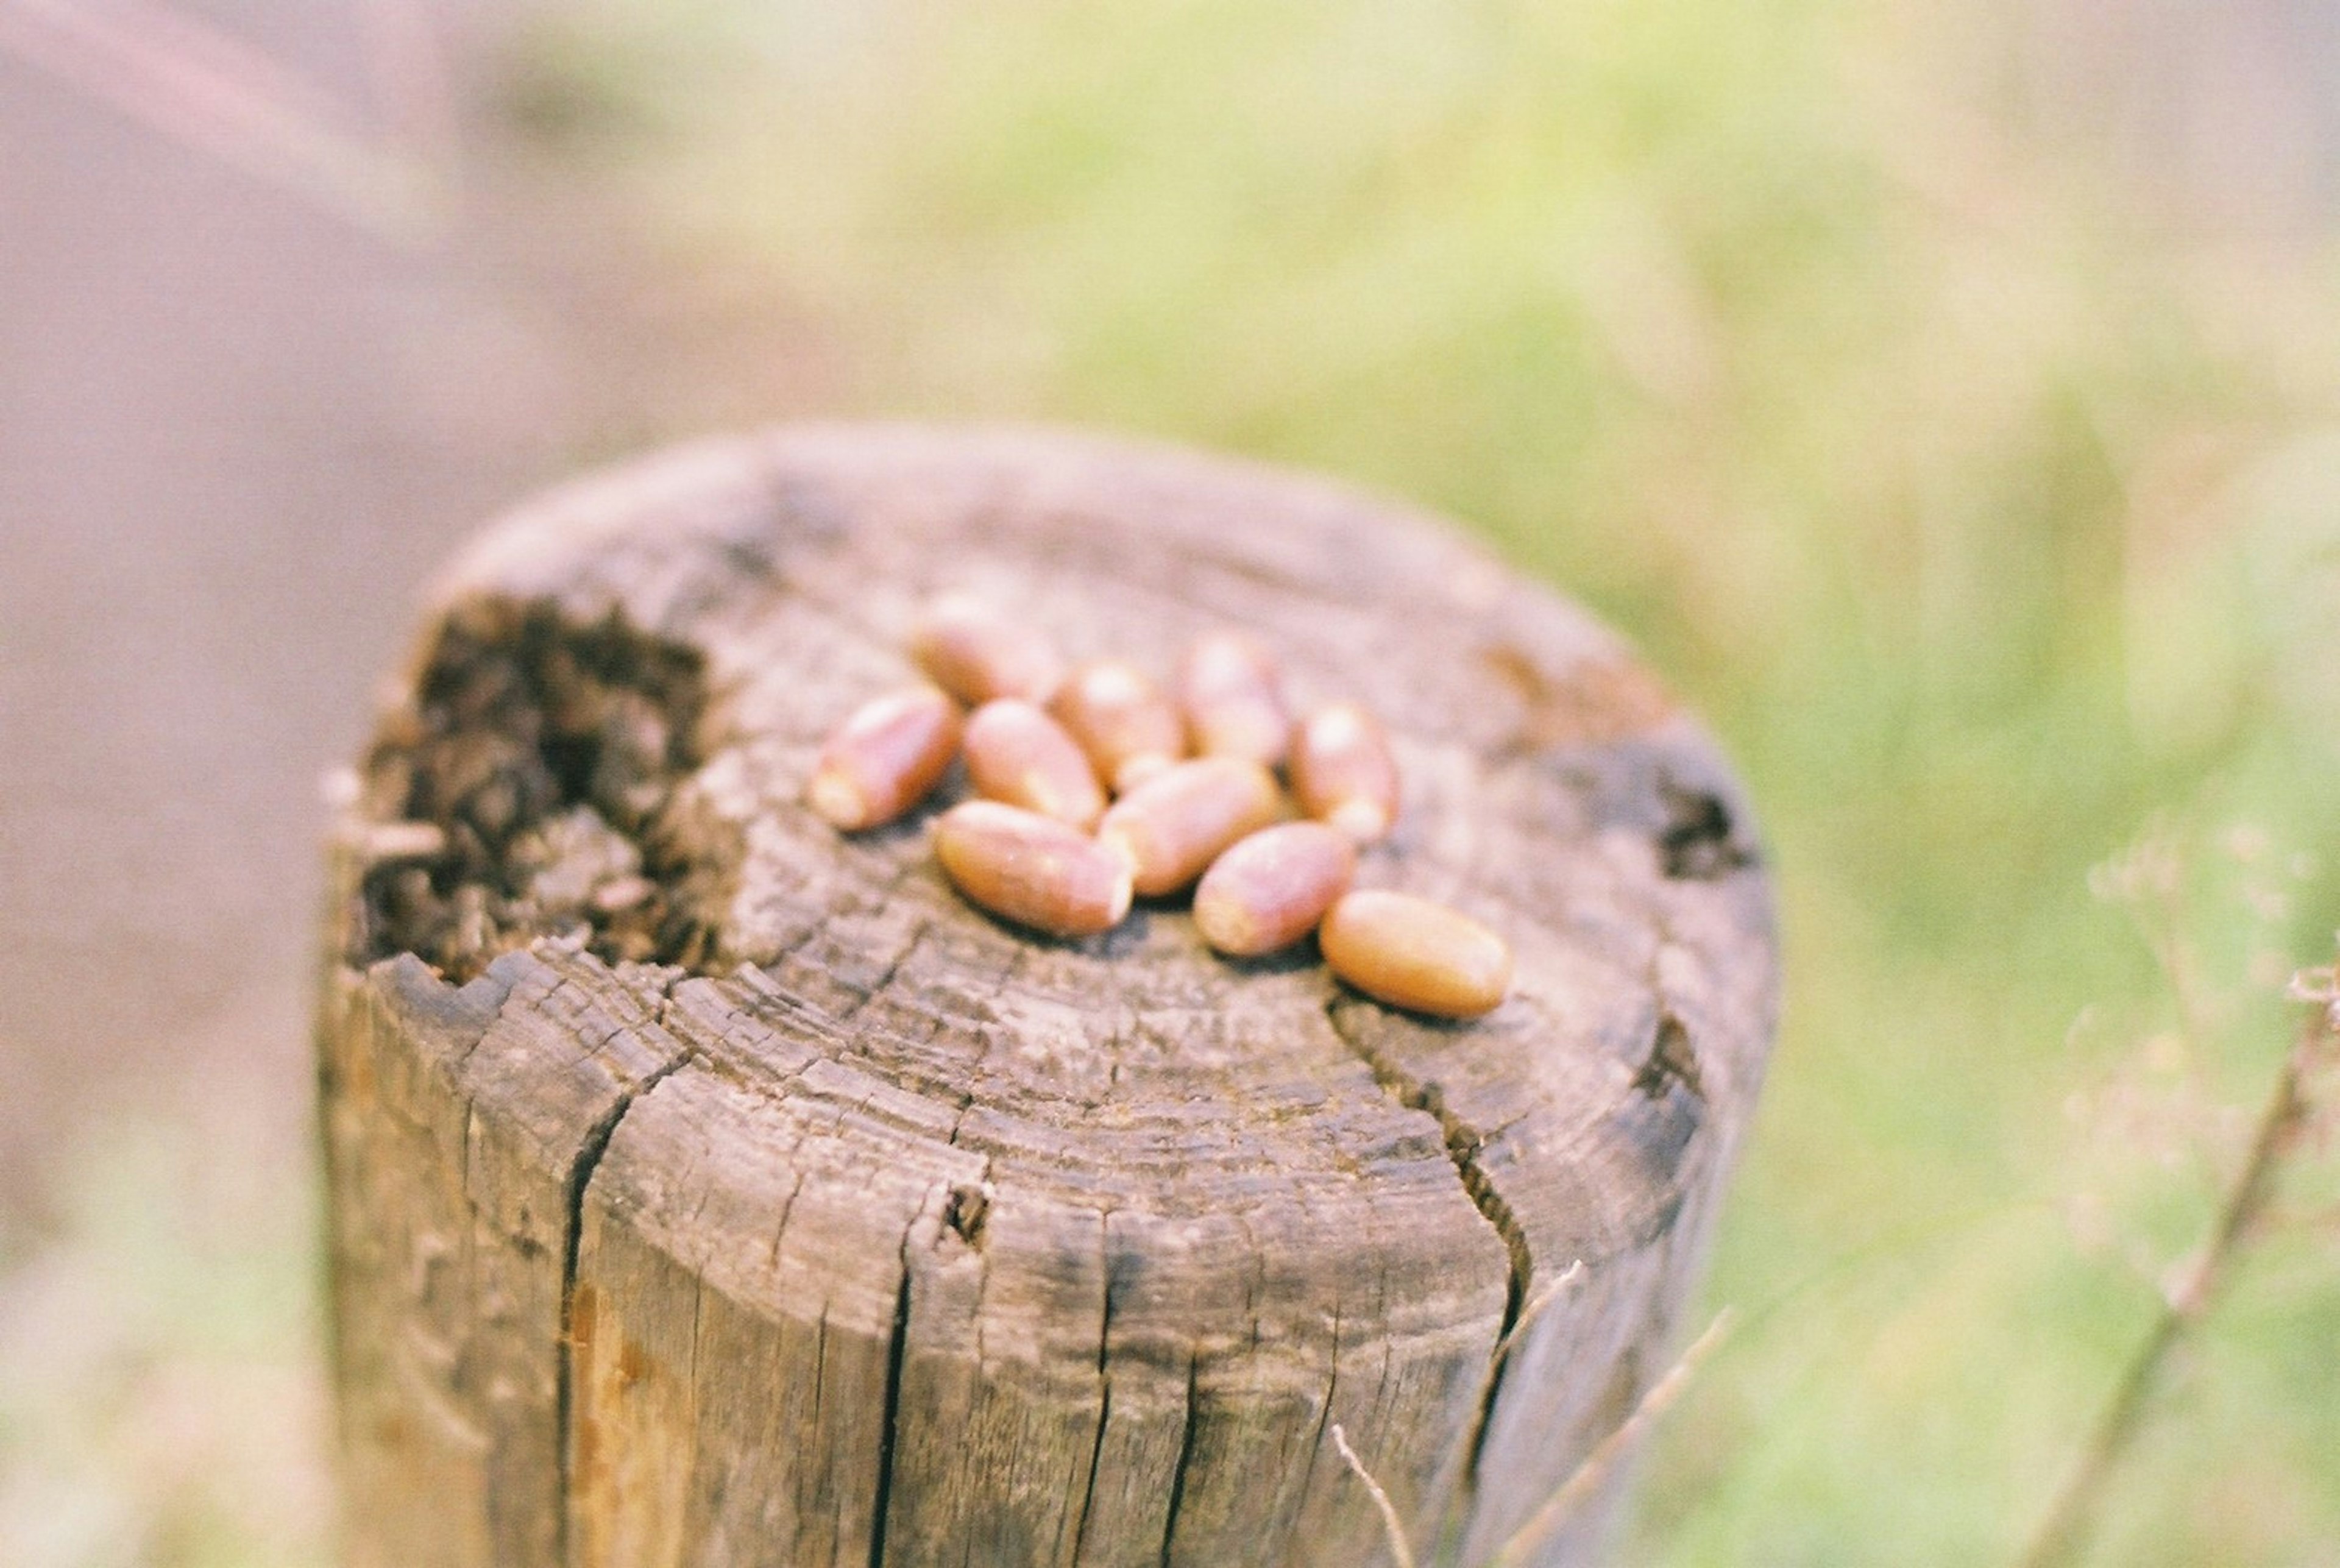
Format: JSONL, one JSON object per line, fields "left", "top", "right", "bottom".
{"left": 1489, "top": 1260, "right": 1586, "bottom": 1372}
{"left": 2018, "top": 984, "right": 2336, "bottom": 1568}
{"left": 1330, "top": 1422, "right": 1418, "bottom": 1568}
{"left": 1487, "top": 1308, "right": 1736, "bottom": 1568}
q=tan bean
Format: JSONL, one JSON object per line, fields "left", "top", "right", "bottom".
{"left": 1097, "top": 756, "right": 1283, "bottom": 897}
{"left": 1290, "top": 701, "right": 1400, "bottom": 843}
{"left": 963, "top": 700, "right": 1107, "bottom": 829}
{"left": 1177, "top": 630, "right": 1289, "bottom": 767}
{"left": 1320, "top": 890, "right": 1511, "bottom": 1018}
{"left": 1192, "top": 822, "right": 1356, "bottom": 957}
{"left": 1049, "top": 659, "right": 1185, "bottom": 792}
{"left": 806, "top": 685, "right": 963, "bottom": 831}
{"left": 909, "top": 594, "right": 1064, "bottom": 706}
{"left": 934, "top": 800, "right": 1133, "bottom": 937}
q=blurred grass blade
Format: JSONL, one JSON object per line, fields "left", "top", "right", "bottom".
{"left": 1328, "top": 1422, "right": 1417, "bottom": 1568}
{"left": 0, "top": 0, "right": 446, "bottom": 241}
{"left": 2019, "top": 993, "right": 2335, "bottom": 1568}
{"left": 1490, "top": 1308, "right": 1735, "bottom": 1568}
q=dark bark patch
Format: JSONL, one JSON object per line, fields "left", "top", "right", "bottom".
{"left": 943, "top": 1182, "right": 991, "bottom": 1247}
{"left": 1656, "top": 782, "right": 1756, "bottom": 881}
{"left": 1632, "top": 1014, "right": 1704, "bottom": 1102}
{"left": 347, "top": 596, "right": 733, "bottom": 981}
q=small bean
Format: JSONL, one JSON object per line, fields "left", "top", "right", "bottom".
{"left": 1177, "top": 630, "right": 1289, "bottom": 768}
{"left": 1290, "top": 701, "right": 1400, "bottom": 843}
{"left": 934, "top": 800, "right": 1134, "bottom": 937}
{"left": 807, "top": 685, "right": 963, "bottom": 831}
{"left": 1097, "top": 756, "right": 1283, "bottom": 897}
{"left": 1192, "top": 821, "right": 1356, "bottom": 957}
{"left": 909, "top": 594, "right": 1064, "bottom": 706}
{"left": 963, "top": 700, "right": 1107, "bottom": 829}
{"left": 1050, "top": 659, "right": 1185, "bottom": 793}
{"left": 1319, "top": 890, "right": 1511, "bottom": 1018}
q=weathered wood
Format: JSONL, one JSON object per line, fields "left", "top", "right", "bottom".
{"left": 317, "top": 425, "right": 1776, "bottom": 1567}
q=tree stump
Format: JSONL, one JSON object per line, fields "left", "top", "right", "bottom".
{"left": 317, "top": 425, "right": 1776, "bottom": 1567}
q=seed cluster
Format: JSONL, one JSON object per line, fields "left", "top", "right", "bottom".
{"left": 807, "top": 598, "right": 1512, "bottom": 1019}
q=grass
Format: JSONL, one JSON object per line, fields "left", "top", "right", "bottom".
{"left": 16, "top": 0, "right": 2339, "bottom": 1561}
{"left": 524, "top": 0, "right": 2340, "bottom": 1559}
{"left": 0, "top": 1095, "right": 327, "bottom": 1568}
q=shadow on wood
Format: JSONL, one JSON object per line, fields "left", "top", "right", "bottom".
{"left": 316, "top": 425, "right": 1778, "bottom": 1567}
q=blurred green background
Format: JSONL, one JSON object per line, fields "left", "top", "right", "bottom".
{"left": 5, "top": 0, "right": 2339, "bottom": 1563}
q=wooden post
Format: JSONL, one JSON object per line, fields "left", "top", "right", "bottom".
{"left": 317, "top": 426, "right": 1776, "bottom": 1567}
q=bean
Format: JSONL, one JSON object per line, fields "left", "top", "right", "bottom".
{"left": 1319, "top": 890, "right": 1511, "bottom": 1018}
{"left": 1096, "top": 756, "right": 1283, "bottom": 897}
{"left": 909, "top": 594, "right": 1064, "bottom": 706}
{"left": 1192, "top": 822, "right": 1357, "bottom": 957}
{"left": 1177, "top": 630, "right": 1289, "bottom": 768}
{"left": 934, "top": 800, "right": 1134, "bottom": 937}
{"left": 1049, "top": 659, "right": 1185, "bottom": 792}
{"left": 963, "top": 700, "right": 1107, "bottom": 829}
{"left": 1290, "top": 701, "right": 1400, "bottom": 843}
{"left": 807, "top": 685, "right": 962, "bottom": 831}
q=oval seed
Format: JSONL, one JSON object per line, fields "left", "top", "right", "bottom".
{"left": 1177, "top": 630, "right": 1290, "bottom": 768}
{"left": 1290, "top": 701, "right": 1400, "bottom": 843}
{"left": 934, "top": 800, "right": 1133, "bottom": 938}
{"left": 1097, "top": 756, "right": 1283, "bottom": 898}
{"left": 1193, "top": 822, "right": 1357, "bottom": 957}
{"left": 807, "top": 686, "right": 962, "bottom": 831}
{"left": 1320, "top": 890, "right": 1512, "bottom": 1019}
{"left": 963, "top": 700, "right": 1107, "bottom": 829}
{"left": 909, "top": 594, "right": 1064, "bottom": 706}
{"left": 1049, "top": 659, "right": 1185, "bottom": 793}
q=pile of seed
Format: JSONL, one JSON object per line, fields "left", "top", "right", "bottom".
{"left": 806, "top": 596, "right": 1511, "bottom": 1020}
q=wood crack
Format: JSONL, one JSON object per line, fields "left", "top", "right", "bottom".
{"left": 1066, "top": 1208, "right": 1117, "bottom": 1566}
{"left": 1157, "top": 1357, "right": 1202, "bottom": 1568}
{"left": 1069, "top": 1383, "right": 1112, "bottom": 1566}
{"left": 1297, "top": 1297, "right": 1342, "bottom": 1517}
{"left": 552, "top": 979, "right": 693, "bottom": 1567}
{"left": 867, "top": 1223, "right": 917, "bottom": 1568}
{"left": 1321, "top": 996, "right": 1533, "bottom": 1495}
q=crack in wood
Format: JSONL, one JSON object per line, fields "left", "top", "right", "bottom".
{"left": 1067, "top": 1208, "right": 1117, "bottom": 1566}
{"left": 1297, "top": 1296, "right": 1344, "bottom": 1520}
{"left": 1321, "top": 996, "right": 1532, "bottom": 1502}
{"left": 868, "top": 1227, "right": 916, "bottom": 1568}
{"left": 1069, "top": 1382, "right": 1113, "bottom": 1566}
{"left": 552, "top": 980, "right": 692, "bottom": 1568}
{"left": 1157, "top": 1358, "right": 1202, "bottom": 1568}
{"left": 941, "top": 1182, "right": 991, "bottom": 1246}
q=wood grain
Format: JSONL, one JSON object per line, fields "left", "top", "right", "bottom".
{"left": 318, "top": 425, "right": 1777, "bottom": 1566}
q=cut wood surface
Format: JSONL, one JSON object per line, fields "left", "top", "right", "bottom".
{"left": 317, "top": 425, "right": 1778, "bottom": 1567}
